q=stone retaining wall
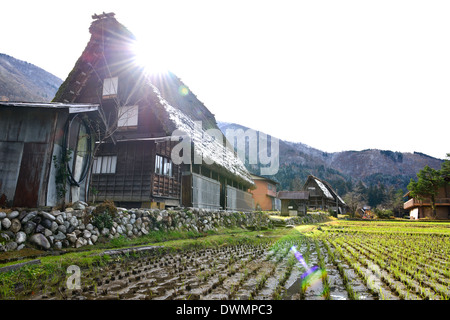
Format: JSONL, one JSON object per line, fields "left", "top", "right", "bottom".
{"left": 0, "top": 202, "right": 274, "bottom": 252}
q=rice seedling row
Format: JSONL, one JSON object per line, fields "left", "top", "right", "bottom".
{"left": 321, "top": 226, "right": 450, "bottom": 300}
{"left": 358, "top": 238, "right": 450, "bottom": 290}
{"left": 335, "top": 231, "right": 450, "bottom": 296}
{"left": 336, "top": 238, "right": 428, "bottom": 299}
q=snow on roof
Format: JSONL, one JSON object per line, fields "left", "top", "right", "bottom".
{"left": 149, "top": 84, "right": 254, "bottom": 186}
{"left": 314, "top": 178, "right": 334, "bottom": 200}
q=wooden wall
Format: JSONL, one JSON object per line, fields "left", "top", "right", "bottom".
{"left": 92, "top": 139, "right": 181, "bottom": 205}
{"left": 0, "top": 107, "right": 60, "bottom": 207}
{"left": 91, "top": 140, "right": 153, "bottom": 202}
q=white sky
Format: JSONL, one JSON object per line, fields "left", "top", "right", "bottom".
{"left": 2, "top": 0, "right": 449, "bottom": 159}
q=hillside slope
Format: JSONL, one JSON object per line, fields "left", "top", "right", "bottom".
{"left": 0, "top": 53, "right": 62, "bottom": 102}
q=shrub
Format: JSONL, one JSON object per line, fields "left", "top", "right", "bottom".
{"left": 91, "top": 200, "right": 117, "bottom": 230}
{"left": 93, "top": 200, "right": 117, "bottom": 216}
{"left": 328, "top": 208, "right": 337, "bottom": 218}
{"left": 92, "top": 212, "right": 114, "bottom": 230}
{"left": 374, "top": 208, "right": 393, "bottom": 219}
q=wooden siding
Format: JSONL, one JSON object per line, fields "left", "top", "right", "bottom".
{"left": 152, "top": 173, "right": 181, "bottom": 199}
{"left": 13, "top": 143, "right": 47, "bottom": 207}
{"left": 91, "top": 141, "right": 153, "bottom": 202}
{"left": 280, "top": 199, "right": 307, "bottom": 216}
{"left": 226, "top": 185, "right": 254, "bottom": 211}
{"left": 152, "top": 139, "right": 181, "bottom": 200}
{"left": 52, "top": 15, "right": 254, "bottom": 207}
{"left": 303, "top": 176, "right": 338, "bottom": 210}
{"left": 181, "top": 174, "right": 192, "bottom": 207}
{"left": 91, "top": 139, "right": 182, "bottom": 203}
{"left": 0, "top": 105, "right": 98, "bottom": 207}
{"left": 0, "top": 108, "right": 60, "bottom": 207}
{"left": 404, "top": 197, "right": 450, "bottom": 210}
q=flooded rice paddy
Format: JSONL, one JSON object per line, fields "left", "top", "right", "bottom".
{"left": 4, "top": 220, "right": 449, "bottom": 300}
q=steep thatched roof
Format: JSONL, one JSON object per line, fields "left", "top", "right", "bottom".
{"left": 53, "top": 14, "right": 138, "bottom": 104}
{"left": 147, "top": 72, "right": 217, "bottom": 130}
{"left": 147, "top": 79, "right": 254, "bottom": 186}
{"left": 304, "top": 175, "right": 346, "bottom": 205}
{"left": 53, "top": 13, "right": 254, "bottom": 186}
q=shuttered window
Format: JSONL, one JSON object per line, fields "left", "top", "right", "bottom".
{"left": 102, "top": 77, "right": 118, "bottom": 97}
{"left": 118, "top": 105, "right": 138, "bottom": 128}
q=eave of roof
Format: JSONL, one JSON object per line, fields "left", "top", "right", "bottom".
{"left": 278, "top": 191, "right": 309, "bottom": 200}
{"left": 0, "top": 101, "right": 99, "bottom": 113}
{"left": 251, "top": 174, "right": 279, "bottom": 185}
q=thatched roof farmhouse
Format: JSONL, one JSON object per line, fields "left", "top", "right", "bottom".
{"left": 53, "top": 12, "right": 254, "bottom": 210}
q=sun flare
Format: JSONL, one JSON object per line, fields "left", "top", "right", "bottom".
{"left": 131, "top": 40, "right": 170, "bottom": 75}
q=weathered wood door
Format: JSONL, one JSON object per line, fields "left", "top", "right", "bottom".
{"left": 13, "top": 143, "right": 47, "bottom": 207}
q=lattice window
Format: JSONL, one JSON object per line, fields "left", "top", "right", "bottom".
{"left": 92, "top": 155, "right": 117, "bottom": 174}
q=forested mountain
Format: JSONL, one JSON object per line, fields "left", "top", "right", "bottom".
{"left": 217, "top": 121, "right": 443, "bottom": 198}
{"left": 0, "top": 53, "right": 62, "bottom": 102}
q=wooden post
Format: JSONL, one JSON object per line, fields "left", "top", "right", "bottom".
{"left": 336, "top": 188, "right": 339, "bottom": 215}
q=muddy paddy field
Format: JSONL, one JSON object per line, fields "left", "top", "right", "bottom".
{"left": 1, "top": 220, "right": 449, "bottom": 300}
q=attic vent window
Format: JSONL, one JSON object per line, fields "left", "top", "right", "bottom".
{"left": 102, "top": 77, "right": 118, "bottom": 98}
{"left": 118, "top": 105, "right": 138, "bottom": 129}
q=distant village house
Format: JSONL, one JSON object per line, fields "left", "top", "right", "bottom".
{"left": 278, "top": 175, "right": 347, "bottom": 216}
{"left": 404, "top": 186, "right": 450, "bottom": 219}
{"left": 304, "top": 175, "right": 346, "bottom": 214}
{"left": 249, "top": 174, "right": 280, "bottom": 211}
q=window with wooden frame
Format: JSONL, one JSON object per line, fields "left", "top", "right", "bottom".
{"left": 92, "top": 155, "right": 117, "bottom": 174}
{"left": 155, "top": 154, "right": 172, "bottom": 177}
{"left": 102, "top": 77, "right": 118, "bottom": 98}
{"left": 117, "top": 105, "right": 139, "bottom": 129}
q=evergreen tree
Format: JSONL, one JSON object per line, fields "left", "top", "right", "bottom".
{"left": 407, "top": 165, "right": 445, "bottom": 218}
{"left": 383, "top": 187, "right": 406, "bottom": 216}
{"left": 441, "top": 153, "right": 450, "bottom": 181}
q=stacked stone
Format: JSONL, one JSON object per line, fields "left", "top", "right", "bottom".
{"left": 0, "top": 203, "right": 273, "bottom": 252}
{"left": 0, "top": 202, "right": 99, "bottom": 251}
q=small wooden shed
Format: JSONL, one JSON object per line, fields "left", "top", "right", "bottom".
{"left": 278, "top": 191, "right": 309, "bottom": 216}
{"left": 0, "top": 101, "right": 101, "bottom": 207}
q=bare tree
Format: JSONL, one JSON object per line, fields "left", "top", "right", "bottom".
{"left": 343, "top": 191, "right": 363, "bottom": 217}
{"left": 81, "top": 51, "right": 147, "bottom": 202}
